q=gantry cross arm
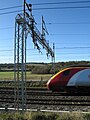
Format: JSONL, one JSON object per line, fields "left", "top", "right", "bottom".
{"left": 15, "top": 13, "right": 54, "bottom": 58}
{"left": 30, "top": 24, "right": 54, "bottom": 58}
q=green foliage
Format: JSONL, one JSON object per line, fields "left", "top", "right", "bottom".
{"left": 0, "top": 61, "right": 90, "bottom": 74}
{"left": 31, "top": 112, "right": 46, "bottom": 120}
{"left": 1, "top": 112, "right": 25, "bottom": 120}
{"left": 31, "top": 65, "right": 51, "bottom": 74}
{"left": 0, "top": 112, "right": 90, "bottom": 120}
{"left": 57, "top": 112, "right": 85, "bottom": 120}
{"left": 0, "top": 72, "right": 14, "bottom": 80}
{"left": 46, "top": 113, "right": 59, "bottom": 120}
{"left": 84, "top": 113, "right": 90, "bottom": 120}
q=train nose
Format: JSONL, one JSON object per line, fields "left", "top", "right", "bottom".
{"left": 47, "top": 78, "right": 58, "bottom": 91}
{"left": 47, "top": 79, "right": 51, "bottom": 90}
{"left": 47, "top": 75, "right": 62, "bottom": 91}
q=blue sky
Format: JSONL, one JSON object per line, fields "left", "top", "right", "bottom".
{"left": 0, "top": 0, "right": 90, "bottom": 63}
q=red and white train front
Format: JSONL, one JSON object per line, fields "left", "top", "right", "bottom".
{"left": 47, "top": 67, "right": 90, "bottom": 93}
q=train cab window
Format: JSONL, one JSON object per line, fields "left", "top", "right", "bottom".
{"left": 63, "top": 69, "right": 70, "bottom": 76}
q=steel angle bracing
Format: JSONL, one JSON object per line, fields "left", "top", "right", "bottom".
{"left": 14, "top": 0, "right": 55, "bottom": 113}
{"left": 14, "top": 13, "right": 27, "bottom": 112}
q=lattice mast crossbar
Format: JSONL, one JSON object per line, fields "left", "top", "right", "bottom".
{"left": 14, "top": 0, "right": 55, "bottom": 112}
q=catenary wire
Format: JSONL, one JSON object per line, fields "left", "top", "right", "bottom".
{"left": 0, "top": 47, "right": 90, "bottom": 52}
{"left": 0, "top": 0, "right": 90, "bottom": 16}
{"left": 33, "top": 6, "right": 90, "bottom": 11}
{"left": 0, "top": 5, "right": 22, "bottom": 11}
{"left": 33, "top": 1, "right": 90, "bottom": 5}
{"left": 0, "top": 0, "right": 90, "bottom": 11}
{"left": 1, "top": 5, "right": 90, "bottom": 16}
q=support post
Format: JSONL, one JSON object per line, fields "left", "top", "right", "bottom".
{"left": 14, "top": 0, "right": 27, "bottom": 112}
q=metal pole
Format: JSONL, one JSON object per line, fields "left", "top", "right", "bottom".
{"left": 17, "top": 24, "right": 20, "bottom": 111}
{"left": 14, "top": 21, "right": 17, "bottom": 111}
{"left": 24, "top": 31, "right": 27, "bottom": 109}
{"left": 52, "top": 43, "right": 55, "bottom": 74}
{"left": 21, "top": 0, "right": 26, "bottom": 112}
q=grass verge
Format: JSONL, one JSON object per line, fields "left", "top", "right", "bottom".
{"left": 0, "top": 112, "right": 90, "bottom": 120}
{"left": 0, "top": 72, "right": 52, "bottom": 80}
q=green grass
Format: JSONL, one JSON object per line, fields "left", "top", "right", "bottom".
{"left": 0, "top": 112, "right": 90, "bottom": 120}
{"left": 0, "top": 72, "right": 14, "bottom": 80}
{"left": 0, "top": 71, "right": 52, "bottom": 80}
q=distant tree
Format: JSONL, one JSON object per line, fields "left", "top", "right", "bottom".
{"left": 31, "top": 65, "right": 51, "bottom": 74}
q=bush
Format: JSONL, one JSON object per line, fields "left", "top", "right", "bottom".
{"left": 31, "top": 112, "right": 47, "bottom": 120}
{"left": 31, "top": 65, "right": 51, "bottom": 74}
{"left": 57, "top": 112, "right": 85, "bottom": 120}
{"left": 46, "top": 113, "right": 59, "bottom": 120}
{"left": 84, "top": 113, "right": 90, "bottom": 120}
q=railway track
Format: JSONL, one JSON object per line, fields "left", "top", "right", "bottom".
{"left": 0, "top": 87, "right": 90, "bottom": 111}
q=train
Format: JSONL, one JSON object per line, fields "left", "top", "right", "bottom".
{"left": 47, "top": 65, "right": 90, "bottom": 94}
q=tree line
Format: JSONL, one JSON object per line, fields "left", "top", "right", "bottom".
{"left": 0, "top": 61, "right": 90, "bottom": 74}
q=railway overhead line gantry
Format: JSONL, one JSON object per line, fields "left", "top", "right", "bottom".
{"left": 14, "top": 0, "right": 55, "bottom": 112}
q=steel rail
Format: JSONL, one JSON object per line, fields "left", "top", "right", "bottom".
{"left": 0, "top": 88, "right": 90, "bottom": 107}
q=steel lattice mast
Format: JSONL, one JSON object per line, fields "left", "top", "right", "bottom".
{"left": 14, "top": 0, "right": 55, "bottom": 112}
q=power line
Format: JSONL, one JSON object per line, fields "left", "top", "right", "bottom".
{"left": 56, "top": 47, "right": 90, "bottom": 49}
{"left": 33, "top": 1, "right": 90, "bottom": 6}
{"left": 0, "top": 0, "right": 90, "bottom": 16}
{"left": 1, "top": 28, "right": 90, "bottom": 36}
{"left": 0, "top": 5, "right": 90, "bottom": 16}
{"left": 47, "top": 22, "right": 90, "bottom": 25}
{"left": 0, "top": 0, "right": 90, "bottom": 11}
{"left": 50, "top": 33, "right": 90, "bottom": 36}
{"left": 1, "top": 52, "right": 89, "bottom": 56}
{"left": 0, "top": 46, "right": 90, "bottom": 52}
{"left": 0, "top": 5, "right": 22, "bottom": 11}
{"left": 0, "top": 38, "right": 14, "bottom": 41}
{"left": 0, "top": 49, "right": 40, "bottom": 52}
{"left": 0, "top": 49, "right": 13, "bottom": 52}
{"left": 34, "top": 6, "right": 90, "bottom": 11}
{"left": 54, "top": 42, "right": 90, "bottom": 45}
{"left": 1, "top": 21, "right": 90, "bottom": 30}
{"left": 0, "top": 10, "right": 22, "bottom": 16}
{"left": 0, "top": 22, "right": 90, "bottom": 30}
{"left": 56, "top": 52, "right": 90, "bottom": 54}
{"left": 0, "top": 27, "right": 14, "bottom": 30}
